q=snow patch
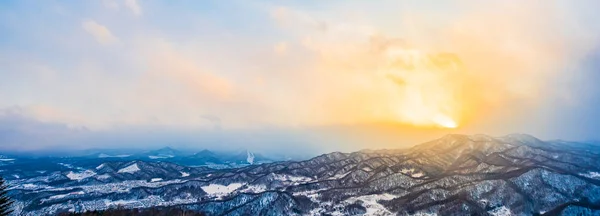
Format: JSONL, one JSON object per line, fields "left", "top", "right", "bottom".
{"left": 22, "top": 184, "right": 37, "bottom": 189}
{"left": 150, "top": 178, "right": 162, "bottom": 182}
{"left": 66, "top": 170, "right": 97, "bottom": 181}
{"left": 293, "top": 188, "right": 329, "bottom": 202}
{"left": 96, "top": 164, "right": 106, "bottom": 170}
{"left": 400, "top": 168, "right": 415, "bottom": 174}
{"left": 201, "top": 183, "right": 243, "bottom": 198}
{"left": 240, "top": 184, "right": 267, "bottom": 193}
{"left": 344, "top": 193, "right": 398, "bottom": 215}
{"left": 96, "top": 174, "right": 111, "bottom": 180}
{"left": 582, "top": 171, "right": 600, "bottom": 179}
{"left": 117, "top": 163, "right": 140, "bottom": 174}
{"left": 272, "top": 174, "right": 312, "bottom": 183}
{"left": 104, "top": 199, "right": 138, "bottom": 207}
{"left": 401, "top": 168, "right": 425, "bottom": 178}
{"left": 180, "top": 172, "right": 190, "bottom": 177}
{"left": 46, "top": 191, "right": 85, "bottom": 201}
{"left": 328, "top": 171, "right": 351, "bottom": 180}
{"left": 412, "top": 172, "right": 425, "bottom": 178}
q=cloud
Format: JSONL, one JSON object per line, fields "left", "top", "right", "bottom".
{"left": 102, "top": 0, "right": 119, "bottom": 10}
{"left": 201, "top": 115, "right": 222, "bottom": 130}
{"left": 272, "top": 2, "right": 595, "bottom": 127}
{"left": 81, "top": 20, "right": 118, "bottom": 45}
{"left": 135, "top": 38, "right": 236, "bottom": 106}
{"left": 270, "top": 6, "right": 289, "bottom": 25}
{"left": 273, "top": 42, "right": 288, "bottom": 55}
{"left": 269, "top": 6, "right": 328, "bottom": 32}
{"left": 0, "top": 107, "right": 88, "bottom": 151}
{"left": 0, "top": 106, "right": 326, "bottom": 154}
{"left": 125, "top": 0, "right": 142, "bottom": 16}
{"left": 3, "top": 1, "right": 600, "bottom": 152}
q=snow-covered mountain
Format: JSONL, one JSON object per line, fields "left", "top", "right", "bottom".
{"left": 5, "top": 134, "right": 600, "bottom": 215}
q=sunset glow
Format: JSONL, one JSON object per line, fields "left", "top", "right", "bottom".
{"left": 433, "top": 115, "right": 458, "bottom": 129}
{"left": 1, "top": 1, "right": 600, "bottom": 152}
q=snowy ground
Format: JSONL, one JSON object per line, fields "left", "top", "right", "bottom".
{"left": 117, "top": 163, "right": 140, "bottom": 174}
{"left": 201, "top": 183, "right": 243, "bottom": 199}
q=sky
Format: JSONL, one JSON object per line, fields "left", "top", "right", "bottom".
{"left": 1, "top": 0, "right": 600, "bottom": 154}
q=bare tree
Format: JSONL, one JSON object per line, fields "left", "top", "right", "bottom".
{"left": 0, "top": 177, "right": 13, "bottom": 216}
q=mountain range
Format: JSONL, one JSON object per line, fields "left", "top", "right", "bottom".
{"left": 78, "top": 148, "right": 274, "bottom": 168}
{"left": 4, "top": 134, "right": 600, "bottom": 215}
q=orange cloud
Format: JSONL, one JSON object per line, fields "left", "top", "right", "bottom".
{"left": 139, "top": 39, "right": 234, "bottom": 101}
{"left": 264, "top": 1, "right": 597, "bottom": 130}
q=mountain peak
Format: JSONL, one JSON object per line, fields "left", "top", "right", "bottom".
{"left": 411, "top": 133, "right": 540, "bottom": 157}
{"left": 194, "top": 149, "right": 216, "bottom": 157}
{"left": 434, "top": 133, "right": 542, "bottom": 145}
{"left": 501, "top": 133, "right": 543, "bottom": 144}
{"left": 158, "top": 146, "right": 176, "bottom": 151}
{"left": 439, "top": 133, "right": 498, "bottom": 141}
{"left": 148, "top": 146, "right": 180, "bottom": 154}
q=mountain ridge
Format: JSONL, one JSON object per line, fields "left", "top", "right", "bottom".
{"left": 5, "top": 133, "right": 600, "bottom": 215}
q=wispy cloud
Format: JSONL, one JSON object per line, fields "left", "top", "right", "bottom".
{"left": 81, "top": 20, "right": 118, "bottom": 45}
{"left": 125, "top": 0, "right": 142, "bottom": 16}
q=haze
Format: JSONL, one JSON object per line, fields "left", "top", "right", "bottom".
{"left": 1, "top": 0, "right": 600, "bottom": 154}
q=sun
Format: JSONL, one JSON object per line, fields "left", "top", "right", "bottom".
{"left": 432, "top": 114, "right": 458, "bottom": 128}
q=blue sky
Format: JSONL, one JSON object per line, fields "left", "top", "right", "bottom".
{"left": 2, "top": 0, "right": 600, "bottom": 153}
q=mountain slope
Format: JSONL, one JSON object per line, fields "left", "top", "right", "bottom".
{"left": 6, "top": 134, "right": 600, "bottom": 215}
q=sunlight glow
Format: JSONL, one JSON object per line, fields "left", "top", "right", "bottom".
{"left": 432, "top": 114, "right": 458, "bottom": 128}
